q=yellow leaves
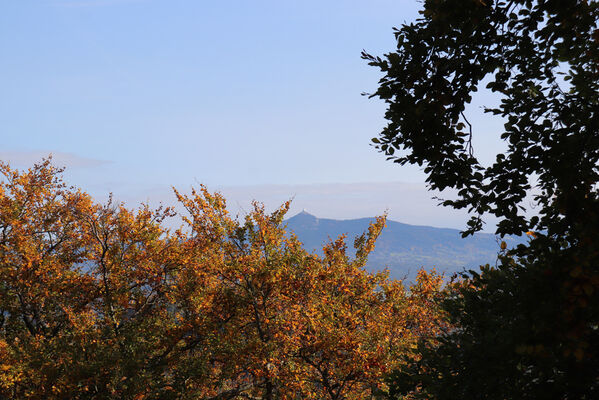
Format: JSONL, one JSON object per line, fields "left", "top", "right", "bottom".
{"left": 526, "top": 231, "right": 538, "bottom": 238}
{"left": 0, "top": 340, "right": 25, "bottom": 392}
{"left": 354, "top": 214, "right": 387, "bottom": 264}
{"left": 0, "top": 160, "right": 448, "bottom": 399}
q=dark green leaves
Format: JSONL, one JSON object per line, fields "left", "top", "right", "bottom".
{"left": 364, "top": 0, "right": 599, "bottom": 239}
{"left": 367, "top": 1, "right": 599, "bottom": 398}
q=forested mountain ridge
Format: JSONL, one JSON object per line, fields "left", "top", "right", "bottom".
{"left": 286, "top": 211, "right": 524, "bottom": 279}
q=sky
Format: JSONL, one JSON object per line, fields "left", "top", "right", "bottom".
{"left": 0, "top": 0, "right": 508, "bottom": 229}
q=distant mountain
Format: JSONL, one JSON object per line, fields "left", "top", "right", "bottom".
{"left": 285, "top": 211, "right": 525, "bottom": 280}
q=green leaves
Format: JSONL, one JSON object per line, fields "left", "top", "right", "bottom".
{"left": 364, "top": 0, "right": 599, "bottom": 239}
{"left": 367, "top": 0, "right": 599, "bottom": 398}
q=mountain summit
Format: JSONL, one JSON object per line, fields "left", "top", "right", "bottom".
{"left": 287, "top": 210, "right": 319, "bottom": 229}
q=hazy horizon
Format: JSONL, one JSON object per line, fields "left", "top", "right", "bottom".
{"left": 2, "top": 1, "right": 510, "bottom": 231}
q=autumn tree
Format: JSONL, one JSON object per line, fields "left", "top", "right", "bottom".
{"left": 0, "top": 160, "right": 222, "bottom": 398}
{"left": 364, "top": 0, "right": 599, "bottom": 398}
{"left": 0, "top": 160, "right": 446, "bottom": 399}
{"left": 174, "top": 188, "right": 446, "bottom": 399}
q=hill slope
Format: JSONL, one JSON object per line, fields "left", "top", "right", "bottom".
{"left": 285, "top": 211, "right": 524, "bottom": 280}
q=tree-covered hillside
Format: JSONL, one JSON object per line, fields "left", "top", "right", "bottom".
{"left": 286, "top": 211, "right": 523, "bottom": 279}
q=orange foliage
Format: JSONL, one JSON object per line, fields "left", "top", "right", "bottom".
{"left": 0, "top": 160, "right": 445, "bottom": 399}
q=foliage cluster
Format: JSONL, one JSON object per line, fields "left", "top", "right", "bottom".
{"left": 0, "top": 160, "right": 445, "bottom": 400}
{"left": 365, "top": 0, "right": 599, "bottom": 398}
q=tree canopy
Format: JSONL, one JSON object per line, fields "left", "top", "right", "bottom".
{"left": 364, "top": 0, "right": 599, "bottom": 398}
{"left": 0, "top": 160, "right": 446, "bottom": 399}
{"left": 364, "top": 0, "right": 599, "bottom": 238}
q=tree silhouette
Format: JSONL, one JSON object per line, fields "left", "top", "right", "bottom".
{"left": 365, "top": 0, "right": 599, "bottom": 398}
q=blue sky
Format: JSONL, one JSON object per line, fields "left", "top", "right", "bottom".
{"left": 0, "top": 0, "right": 507, "bottom": 229}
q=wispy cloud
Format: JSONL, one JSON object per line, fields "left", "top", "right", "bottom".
{"left": 0, "top": 150, "right": 109, "bottom": 169}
